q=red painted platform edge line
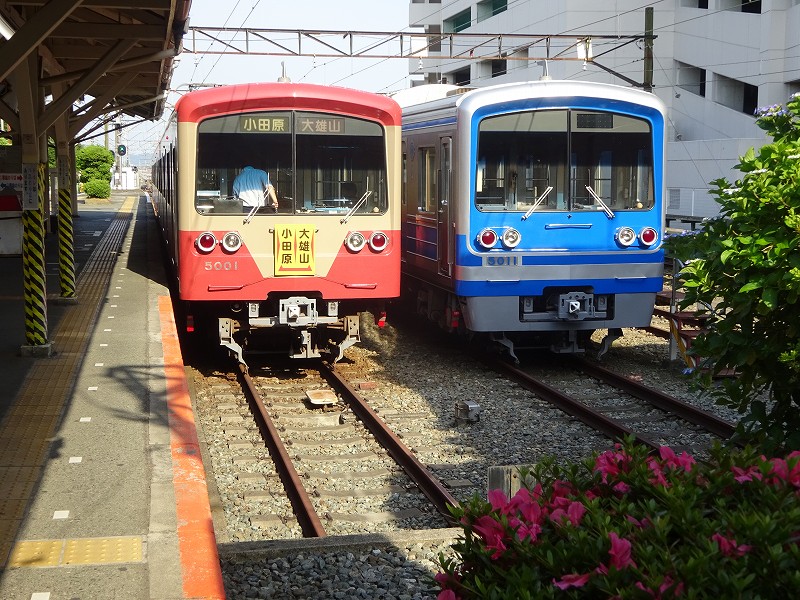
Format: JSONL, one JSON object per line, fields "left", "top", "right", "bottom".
{"left": 159, "top": 295, "right": 226, "bottom": 600}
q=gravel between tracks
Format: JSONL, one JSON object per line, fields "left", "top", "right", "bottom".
{"left": 215, "top": 313, "right": 741, "bottom": 599}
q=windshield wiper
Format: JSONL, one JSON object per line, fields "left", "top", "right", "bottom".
{"left": 585, "top": 185, "right": 615, "bottom": 219}
{"left": 243, "top": 203, "right": 259, "bottom": 224}
{"left": 340, "top": 190, "right": 373, "bottom": 224}
{"left": 521, "top": 186, "right": 553, "bottom": 221}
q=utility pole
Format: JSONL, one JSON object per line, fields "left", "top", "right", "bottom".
{"left": 644, "top": 7, "right": 654, "bottom": 93}
{"left": 114, "top": 122, "right": 120, "bottom": 190}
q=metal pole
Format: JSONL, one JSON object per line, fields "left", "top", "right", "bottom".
{"left": 644, "top": 7, "right": 654, "bottom": 93}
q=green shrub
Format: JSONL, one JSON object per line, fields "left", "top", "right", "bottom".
{"left": 83, "top": 179, "right": 110, "bottom": 199}
{"left": 436, "top": 440, "right": 800, "bottom": 599}
{"left": 664, "top": 93, "right": 800, "bottom": 453}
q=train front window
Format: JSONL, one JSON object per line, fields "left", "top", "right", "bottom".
{"left": 194, "top": 111, "right": 388, "bottom": 216}
{"left": 475, "top": 109, "right": 654, "bottom": 213}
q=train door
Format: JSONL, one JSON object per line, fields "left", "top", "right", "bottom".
{"left": 438, "top": 137, "right": 452, "bottom": 276}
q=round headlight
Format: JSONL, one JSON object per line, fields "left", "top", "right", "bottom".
{"left": 477, "top": 228, "right": 498, "bottom": 249}
{"left": 501, "top": 228, "right": 521, "bottom": 249}
{"left": 615, "top": 227, "right": 636, "bottom": 247}
{"left": 369, "top": 231, "right": 389, "bottom": 252}
{"left": 345, "top": 231, "right": 367, "bottom": 252}
{"left": 221, "top": 231, "right": 242, "bottom": 253}
{"left": 639, "top": 227, "right": 658, "bottom": 247}
{"left": 196, "top": 231, "right": 217, "bottom": 253}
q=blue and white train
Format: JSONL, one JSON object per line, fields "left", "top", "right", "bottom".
{"left": 395, "top": 80, "right": 667, "bottom": 359}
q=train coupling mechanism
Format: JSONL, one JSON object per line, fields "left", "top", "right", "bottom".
{"left": 557, "top": 292, "right": 595, "bottom": 320}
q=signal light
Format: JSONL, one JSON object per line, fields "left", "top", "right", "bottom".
{"left": 345, "top": 231, "right": 367, "bottom": 252}
{"left": 501, "top": 228, "right": 521, "bottom": 249}
{"left": 639, "top": 227, "right": 658, "bottom": 247}
{"left": 477, "top": 228, "right": 498, "bottom": 249}
{"left": 196, "top": 231, "right": 217, "bottom": 253}
{"left": 615, "top": 227, "right": 636, "bottom": 247}
{"left": 221, "top": 231, "right": 242, "bottom": 252}
{"left": 369, "top": 231, "right": 389, "bottom": 252}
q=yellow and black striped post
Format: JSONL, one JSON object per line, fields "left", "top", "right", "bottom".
{"left": 58, "top": 186, "right": 76, "bottom": 298}
{"left": 21, "top": 163, "right": 49, "bottom": 350}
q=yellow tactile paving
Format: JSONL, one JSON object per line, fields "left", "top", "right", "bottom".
{"left": 7, "top": 536, "right": 144, "bottom": 568}
{"left": 63, "top": 536, "right": 143, "bottom": 565}
{"left": 8, "top": 539, "right": 63, "bottom": 567}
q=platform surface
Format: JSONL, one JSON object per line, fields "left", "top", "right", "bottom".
{"left": 0, "top": 193, "right": 224, "bottom": 600}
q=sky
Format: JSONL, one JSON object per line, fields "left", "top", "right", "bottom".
{"left": 122, "top": 0, "right": 419, "bottom": 165}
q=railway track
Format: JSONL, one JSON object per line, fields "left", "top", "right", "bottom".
{"left": 195, "top": 360, "right": 458, "bottom": 540}
{"left": 488, "top": 353, "right": 736, "bottom": 452}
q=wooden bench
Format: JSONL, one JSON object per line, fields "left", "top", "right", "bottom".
{"left": 665, "top": 214, "right": 704, "bottom": 230}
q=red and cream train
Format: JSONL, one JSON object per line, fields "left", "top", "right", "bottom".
{"left": 150, "top": 82, "right": 402, "bottom": 363}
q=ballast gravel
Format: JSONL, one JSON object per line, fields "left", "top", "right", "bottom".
{"left": 217, "top": 313, "right": 743, "bottom": 599}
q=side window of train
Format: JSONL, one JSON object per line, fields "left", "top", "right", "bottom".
{"left": 418, "top": 146, "right": 437, "bottom": 213}
{"left": 401, "top": 142, "right": 407, "bottom": 207}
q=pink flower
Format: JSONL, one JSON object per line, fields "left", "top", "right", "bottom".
{"left": 626, "top": 515, "right": 651, "bottom": 529}
{"left": 594, "top": 450, "right": 630, "bottom": 483}
{"left": 553, "top": 572, "right": 591, "bottom": 590}
{"left": 566, "top": 501, "right": 586, "bottom": 526}
{"left": 608, "top": 531, "right": 637, "bottom": 570}
{"left": 712, "top": 533, "right": 752, "bottom": 557}
{"left": 647, "top": 457, "right": 668, "bottom": 486}
{"left": 473, "top": 515, "right": 507, "bottom": 559}
{"left": 732, "top": 465, "right": 763, "bottom": 483}
{"left": 660, "top": 446, "right": 696, "bottom": 472}
{"left": 488, "top": 488, "right": 509, "bottom": 512}
{"left": 613, "top": 481, "right": 631, "bottom": 494}
{"left": 515, "top": 521, "right": 542, "bottom": 542}
{"left": 437, "top": 590, "right": 458, "bottom": 600}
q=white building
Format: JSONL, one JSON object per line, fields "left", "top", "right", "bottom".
{"left": 408, "top": 0, "right": 800, "bottom": 219}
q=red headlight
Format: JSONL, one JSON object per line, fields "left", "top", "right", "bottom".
{"left": 639, "top": 227, "right": 658, "bottom": 247}
{"left": 477, "top": 228, "right": 497, "bottom": 249}
{"left": 369, "top": 231, "right": 389, "bottom": 252}
{"left": 196, "top": 232, "right": 217, "bottom": 253}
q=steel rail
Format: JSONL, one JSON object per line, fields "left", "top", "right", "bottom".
{"left": 569, "top": 356, "right": 736, "bottom": 440}
{"left": 321, "top": 364, "right": 460, "bottom": 524}
{"left": 487, "top": 357, "right": 660, "bottom": 452}
{"left": 237, "top": 363, "right": 327, "bottom": 538}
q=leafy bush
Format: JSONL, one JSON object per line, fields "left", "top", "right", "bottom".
{"left": 75, "top": 144, "right": 113, "bottom": 184}
{"left": 664, "top": 93, "right": 800, "bottom": 453}
{"left": 83, "top": 179, "right": 110, "bottom": 199}
{"left": 436, "top": 441, "right": 800, "bottom": 599}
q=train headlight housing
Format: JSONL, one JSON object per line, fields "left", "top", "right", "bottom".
{"left": 639, "top": 227, "right": 658, "bottom": 247}
{"left": 477, "top": 228, "right": 498, "bottom": 249}
{"left": 344, "top": 231, "right": 367, "bottom": 252}
{"left": 196, "top": 231, "right": 217, "bottom": 253}
{"left": 369, "top": 231, "right": 389, "bottom": 252}
{"left": 615, "top": 226, "right": 636, "bottom": 247}
{"left": 221, "top": 231, "right": 242, "bottom": 253}
{"left": 501, "top": 228, "right": 521, "bottom": 249}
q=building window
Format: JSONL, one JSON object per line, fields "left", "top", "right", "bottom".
{"left": 426, "top": 24, "right": 441, "bottom": 53}
{"left": 714, "top": 74, "right": 759, "bottom": 116}
{"left": 491, "top": 59, "right": 507, "bottom": 78}
{"left": 477, "top": 0, "right": 507, "bottom": 22}
{"left": 676, "top": 61, "right": 706, "bottom": 97}
{"left": 444, "top": 8, "right": 471, "bottom": 33}
{"left": 680, "top": 0, "right": 708, "bottom": 7}
{"left": 742, "top": 0, "right": 761, "bottom": 13}
{"left": 720, "top": 0, "right": 761, "bottom": 12}
{"left": 449, "top": 67, "right": 471, "bottom": 86}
